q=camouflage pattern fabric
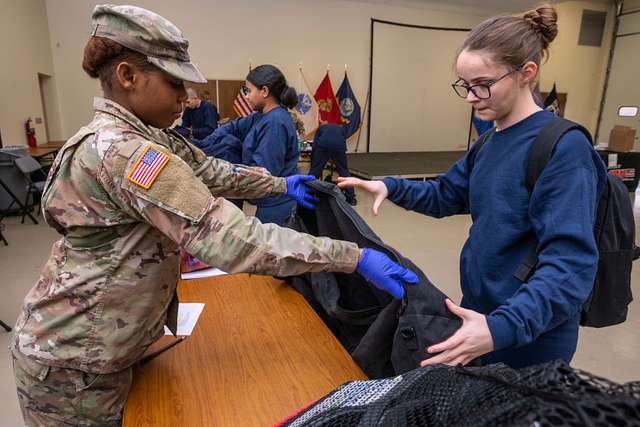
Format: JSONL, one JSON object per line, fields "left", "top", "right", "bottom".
{"left": 290, "top": 110, "right": 306, "bottom": 138}
{"left": 12, "top": 349, "right": 132, "bottom": 426}
{"left": 11, "top": 97, "right": 361, "bottom": 378}
{"left": 91, "top": 4, "right": 206, "bottom": 83}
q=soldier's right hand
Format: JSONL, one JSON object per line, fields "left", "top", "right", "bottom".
{"left": 356, "top": 248, "right": 419, "bottom": 299}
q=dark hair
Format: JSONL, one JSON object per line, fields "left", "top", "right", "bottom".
{"left": 82, "top": 36, "right": 157, "bottom": 91}
{"left": 246, "top": 64, "right": 298, "bottom": 109}
{"left": 459, "top": 4, "right": 558, "bottom": 70}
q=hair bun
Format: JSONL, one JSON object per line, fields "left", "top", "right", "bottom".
{"left": 523, "top": 4, "right": 558, "bottom": 48}
{"left": 280, "top": 85, "right": 298, "bottom": 109}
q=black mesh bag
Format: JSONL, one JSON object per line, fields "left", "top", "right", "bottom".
{"left": 278, "top": 360, "right": 640, "bottom": 427}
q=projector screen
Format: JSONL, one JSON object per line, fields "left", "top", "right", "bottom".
{"left": 368, "top": 20, "right": 472, "bottom": 153}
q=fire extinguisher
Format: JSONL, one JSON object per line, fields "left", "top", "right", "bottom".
{"left": 25, "top": 117, "right": 37, "bottom": 148}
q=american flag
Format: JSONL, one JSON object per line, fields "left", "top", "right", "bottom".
{"left": 128, "top": 146, "right": 170, "bottom": 189}
{"left": 233, "top": 91, "right": 252, "bottom": 117}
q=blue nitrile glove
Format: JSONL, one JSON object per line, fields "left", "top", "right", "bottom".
{"left": 356, "top": 248, "right": 419, "bottom": 299}
{"left": 285, "top": 175, "right": 320, "bottom": 209}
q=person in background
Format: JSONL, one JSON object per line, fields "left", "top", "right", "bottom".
{"left": 310, "top": 120, "right": 356, "bottom": 205}
{"left": 201, "top": 89, "right": 212, "bottom": 103}
{"left": 174, "top": 87, "right": 218, "bottom": 139}
{"left": 290, "top": 110, "right": 306, "bottom": 143}
{"left": 339, "top": 4, "right": 607, "bottom": 369}
{"left": 195, "top": 64, "right": 301, "bottom": 226}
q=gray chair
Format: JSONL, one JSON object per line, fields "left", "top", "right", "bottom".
{"left": 13, "top": 156, "right": 46, "bottom": 224}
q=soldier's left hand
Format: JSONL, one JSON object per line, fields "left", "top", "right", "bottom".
{"left": 285, "top": 175, "right": 319, "bottom": 209}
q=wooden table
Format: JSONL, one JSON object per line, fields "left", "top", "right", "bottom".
{"left": 27, "top": 140, "right": 65, "bottom": 161}
{"left": 123, "top": 274, "right": 366, "bottom": 426}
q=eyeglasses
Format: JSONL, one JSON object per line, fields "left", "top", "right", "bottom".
{"left": 451, "top": 67, "right": 522, "bottom": 100}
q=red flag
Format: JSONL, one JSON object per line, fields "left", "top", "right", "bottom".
{"left": 314, "top": 72, "right": 342, "bottom": 124}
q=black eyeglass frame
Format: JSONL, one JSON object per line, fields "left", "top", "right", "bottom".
{"left": 451, "top": 66, "right": 523, "bottom": 100}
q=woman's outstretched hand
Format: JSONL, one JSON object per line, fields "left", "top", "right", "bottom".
{"left": 337, "top": 177, "right": 388, "bottom": 215}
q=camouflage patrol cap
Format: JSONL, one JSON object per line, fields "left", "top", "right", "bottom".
{"left": 91, "top": 4, "right": 206, "bottom": 83}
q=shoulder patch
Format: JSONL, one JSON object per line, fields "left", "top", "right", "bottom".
{"left": 127, "top": 145, "right": 170, "bottom": 189}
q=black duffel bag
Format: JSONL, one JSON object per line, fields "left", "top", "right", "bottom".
{"left": 284, "top": 180, "right": 461, "bottom": 378}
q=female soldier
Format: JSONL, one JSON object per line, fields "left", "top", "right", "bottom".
{"left": 195, "top": 65, "right": 302, "bottom": 225}
{"left": 340, "top": 4, "right": 607, "bottom": 369}
{"left": 10, "top": 5, "right": 417, "bottom": 426}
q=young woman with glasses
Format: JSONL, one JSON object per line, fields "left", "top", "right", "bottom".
{"left": 339, "top": 4, "right": 608, "bottom": 369}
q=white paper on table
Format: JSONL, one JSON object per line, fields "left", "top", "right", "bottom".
{"left": 163, "top": 303, "right": 205, "bottom": 336}
{"left": 181, "top": 267, "right": 227, "bottom": 280}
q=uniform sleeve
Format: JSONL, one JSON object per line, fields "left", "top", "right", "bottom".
{"left": 382, "top": 153, "right": 472, "bottom": 218}
{"left": 191, "top": 104, "right": 218, "bottom": 139}
{"left": 249, "top": 120, "right": 288, "bottom": 176}
{"left": 161, "top": 129, "right": 287, "bottom": 199}
{"left": 485, "top": 130, "right": 601, "bottom": 350}
{"left": 103, "top": 142, "right": 361, "bottom": 276}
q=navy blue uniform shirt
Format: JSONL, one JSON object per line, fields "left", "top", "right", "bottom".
{"left": 383, "top": 110, "right": 608, "bottom": 368}
{"left": 175, "top": 100, "right": 218, "bottom": 140}
{"left": 313, "top": 124, "right": 347, "bottom": 151}
{"left": 198, "top": 107, "right": 299, "bottom": 207}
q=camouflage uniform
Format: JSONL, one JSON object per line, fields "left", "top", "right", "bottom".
{"left": 11, "top": 5, "right": 360, "bottom": 426}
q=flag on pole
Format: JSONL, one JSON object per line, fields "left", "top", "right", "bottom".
{"left": 294, "top": 67, "right": 319, "bottom": 138}
{"left": 314, "top": 72, "right": 342, "bottom": 124}
{"left": 336, "top": 71, "right": 361, "bottom": 138}
{"left": 233, "top": 90, "right": 252, "bottom": 117}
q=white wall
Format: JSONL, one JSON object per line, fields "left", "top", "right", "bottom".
{"left": 0, "top": 0, "right": 61, "bottom": 146}
{"left": 41, "top": 0, "right": 616, "bottom": 147}
{"left": 44, "top": 0, "right": 487, "bottom": 145}
{"left": 538, "top": 0, "right": 616, "bottom": 134}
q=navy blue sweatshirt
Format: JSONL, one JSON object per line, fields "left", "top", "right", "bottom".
{"left": 313, "top": 124, "right": 348, "bottom": 151}
{"left": 197, "top": 107, "right": 299, "bottom": 207}
{"left": 383, "top": 110, "right": 608, "bottom": 367}
{"left": 175, "top": 100, "right": 218, "bottom": 140}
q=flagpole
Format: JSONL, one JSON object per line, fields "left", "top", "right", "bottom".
{"left": 354, "top": 90, "right": 370, "bottom": 153}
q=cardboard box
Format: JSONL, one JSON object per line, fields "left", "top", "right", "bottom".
{"left": 609, "top": 125, "right": 636, "bottom": 152}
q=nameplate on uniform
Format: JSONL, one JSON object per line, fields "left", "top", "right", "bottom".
{"left": 128, "top": 145, "right": 170, "bottom": 189}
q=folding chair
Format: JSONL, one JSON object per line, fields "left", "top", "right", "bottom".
{"left": 13, "top": 156, "right": 46, "bottom": 224}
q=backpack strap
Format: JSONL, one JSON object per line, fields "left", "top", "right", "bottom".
{"left": 467, "top": 128, "right": 495, "bottom": 170}
{"left": 514, "top": 117, "right": 593, "bottom": 282}
{"left": 525, "top": 118, "right": 593, "bottom": 192}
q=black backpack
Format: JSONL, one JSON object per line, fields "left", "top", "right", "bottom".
{"left": 470, "top": 117, "right": 636, "bottom": 327}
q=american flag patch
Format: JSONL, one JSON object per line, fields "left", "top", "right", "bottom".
{"left": 127, "top": 146, "right": 170, "bottom": 189}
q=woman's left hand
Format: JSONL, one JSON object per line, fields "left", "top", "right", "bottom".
{"left": 420, "top": 299, "right": 494, "bottom": 367}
